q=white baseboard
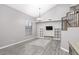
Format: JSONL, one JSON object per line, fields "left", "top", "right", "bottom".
{"left": 61, "top": 47, "right": 69, "bottom": 53}
{"left": 0, "top": 36, "right": 35, "bottom": 50}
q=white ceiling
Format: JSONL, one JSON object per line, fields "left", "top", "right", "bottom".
{"left": 6, "top": 4, "right": 56, "bottom": 17}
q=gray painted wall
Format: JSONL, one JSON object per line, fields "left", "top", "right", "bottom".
{"left": 0, "top": 5, "right": 34, "bottom": 47}
{"left": 41, "top": 4, "right": 74, "bottom": 21}
{"left": 61, "top": 27, "right": 79, "bottom": 51}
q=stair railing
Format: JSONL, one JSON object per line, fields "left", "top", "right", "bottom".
{"left": 62, "top": 9, "right": 79, "bottom": 30}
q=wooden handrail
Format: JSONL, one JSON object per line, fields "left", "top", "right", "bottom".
{"left": 65, "top": 20, "right": 71, "bottom": 26}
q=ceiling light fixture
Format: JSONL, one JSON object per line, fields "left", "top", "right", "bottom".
{"left": 37, "top": 8, "right": 42, "bottom": 21}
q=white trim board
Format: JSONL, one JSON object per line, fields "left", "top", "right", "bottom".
{"left": 0, "top": 36, "right": 35, "bottom": 50}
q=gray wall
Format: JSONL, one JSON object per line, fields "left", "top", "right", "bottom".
{"left": 41, "top": 4, "right": 74, "bottom": 21}
{"left": 0, "top": 5, "right": 34, "bottom": 47}
{"left": 61, "top": 27, "right": 79, "bottom": 51}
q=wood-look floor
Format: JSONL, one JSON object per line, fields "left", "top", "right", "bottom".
{"left": 0, "top": 38, "right": 69, "bottom": 55}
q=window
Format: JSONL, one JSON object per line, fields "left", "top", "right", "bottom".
{"left": 25, "top": 18, "right": 32, "bottom": 36}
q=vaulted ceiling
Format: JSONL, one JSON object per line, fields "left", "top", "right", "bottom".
{"left": 6, "top": 4, "right": 56, "bottom": 17}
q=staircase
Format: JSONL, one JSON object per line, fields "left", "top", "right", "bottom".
{"left": 62, "top": 5, "right": 79, "bottom": 31}
{"left": 61, "top": 4, "right": 79, "bottom": 52}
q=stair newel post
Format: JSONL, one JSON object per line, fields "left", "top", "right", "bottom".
{"left": 61, "top": 18, "right": 63, "bottom": 30}
{"left": 78, "top": 12, "right": 79, "bottom": 27}
{"left": 76, "top": 10, "right": 79, "bottom": 27}
{"left": 64, "top": 19, "right": 67, "bottom": 30}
